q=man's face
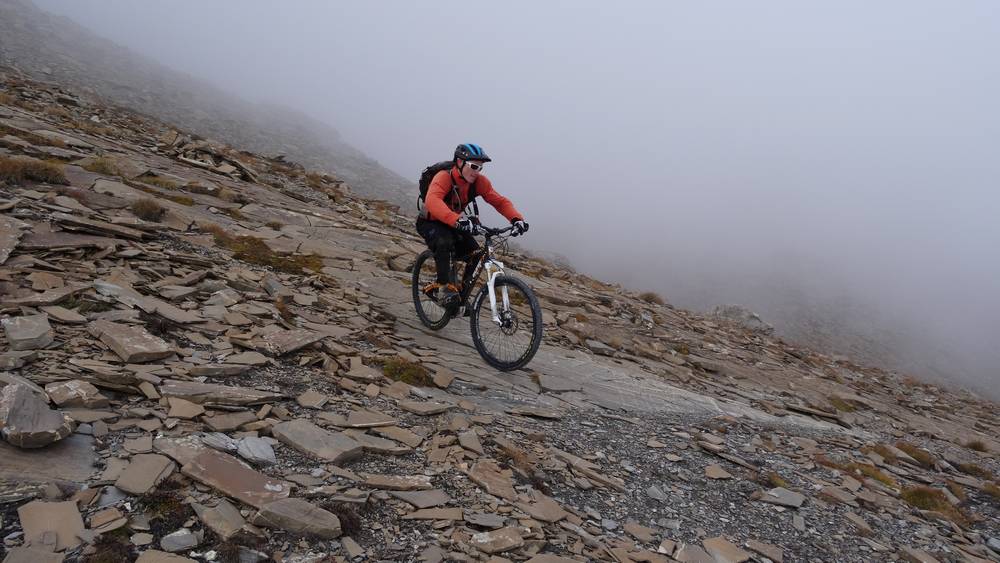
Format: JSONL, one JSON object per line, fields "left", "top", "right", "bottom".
{"left": 459, "top": 159, "right": 485, "bottom": 183}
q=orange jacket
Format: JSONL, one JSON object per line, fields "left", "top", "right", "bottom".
{"left": 424, "top": 166, "right": 523, "bottom": 227}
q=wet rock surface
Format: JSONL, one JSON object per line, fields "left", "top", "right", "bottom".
{"left": 0, "top": 73, "right": 997, "bottom": 563}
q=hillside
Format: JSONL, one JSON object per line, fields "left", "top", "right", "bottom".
{"left": 0, "top": 0, "right": 414, "bottom": 207}
{"left": 1, "top": 72, "right": 999, "bottom": 562}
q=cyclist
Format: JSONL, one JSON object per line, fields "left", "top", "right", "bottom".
{"left": 416, "top": 143, "right": 529, "bottom": 307}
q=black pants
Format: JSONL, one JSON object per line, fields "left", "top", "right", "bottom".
{"left": 416, "top": 218, "right": 480, "bottom": 285}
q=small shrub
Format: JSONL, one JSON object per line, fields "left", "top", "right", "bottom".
{"left": 185, "top": 181, "right": 216, "bottom": 195}
{"left": 82, "top": 528, "right": 132, "bottom": 563}
{"left": 382, "top": 356, "right": 433, "bottom": 386}
{"left": 201, "top": 223, "right": 322, "bottom": 274}
{"left": 218, "top": 187, "right": 249, "bottom": 204}
{"left": 265, "top": 220, "right": 284, "bottom": 230}
{"left": 861, "top": 444, "right": 898, "bottom": 464}
{"left": 305, "top": 171, "right": 325, "bottom": 189}
{"left": 895, "top": 442, "right": 936, "bottom": 469}
{"left": 900, "top": 485, "right": 967, "bottom": 525}
{"left": 131, "top": 198, "right": 165, "bottom": 221}
{"left": 223, "top": 207, "right": 245, "bottom": 220}
{"left": 956, "top": 463, "right": 994, "bottom": 480}
{"left": 638, "top": 291, "right": 665, "bottom": 305}
{"left": 814, "top": 453, "right": 849, "bottom": 472}
{"left": 964, "top": 439, "right": 988, "bottom": 452}
{"left": 984, "top": 482, "right": 1000, "bottom": 500}
{"left": 0, "top": 92, "right": 12, "bottom": 105}
{"left": 765, "top": 471, "right": 788, "bottom": 488}
{"left": 43, "top": 105, "right": 71, "bottom": 119}
{"left": 0, "top": 156, "right": 69, "bottom": 185}
{"left": 274, "top": 296, "right": 295, "bottom": 323}
{"left": 828, "top": 396, "right": 856, "bottom": 412}
{"left": 848, "top": 463, "right": 897, "bottom": 487}
{"left": 82, "top": 156, "right": 120, "bottom": 176}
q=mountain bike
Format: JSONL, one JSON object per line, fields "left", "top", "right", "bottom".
{"left": 411, "top": 224, "right": 543, "bottom": 371}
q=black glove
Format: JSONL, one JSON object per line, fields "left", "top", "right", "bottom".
{"left": 512, "top": 219, "right": 529, "bottom": 236}
{"left": 456, "top": 218, "right": 478, "bottom": 235}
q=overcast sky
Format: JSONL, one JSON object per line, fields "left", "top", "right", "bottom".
{"left": 35, "top": 0, "right": 1000, "bottom": 394}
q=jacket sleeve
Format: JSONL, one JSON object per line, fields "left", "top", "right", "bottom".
{"left": 476, "top": 176, "right": 523, "bottom": 223}
{"left": 425, "top": 171, "right": 461, "bottom": 226}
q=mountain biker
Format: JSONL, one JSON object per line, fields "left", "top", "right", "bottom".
{"left": 416, "top": 143, "right": 529, "bottom": 307}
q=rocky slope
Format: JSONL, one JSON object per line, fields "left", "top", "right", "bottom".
{"left": 1, "top": 75, "right": 999, "bottom": 563}
{"left": 0, "top": 0, "right": 413, "bottom": 207}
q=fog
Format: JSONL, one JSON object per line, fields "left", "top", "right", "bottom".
{"left": 35, "top": 0, "right": 1000, "bottom": 395}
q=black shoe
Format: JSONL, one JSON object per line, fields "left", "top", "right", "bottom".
{"left": 441, "top": 286, "right": 460, "bottom": 307}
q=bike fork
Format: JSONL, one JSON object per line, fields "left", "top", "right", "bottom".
{"left": 484, "top": 263, "right": 509, "bottom": 324}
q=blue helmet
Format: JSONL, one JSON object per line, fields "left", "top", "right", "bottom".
{"left": 454, "top": 143, "right": 491, "bottom": 163}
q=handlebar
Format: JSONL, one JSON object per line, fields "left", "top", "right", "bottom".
{"left": 478, "top": 225, "right": 515, "bottom": 237}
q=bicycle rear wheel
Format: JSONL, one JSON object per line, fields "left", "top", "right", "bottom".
{"left": 470, "top": 274, "right": 543, "bottom": 371}
{"left": 412, "top": 250, "right": 451, "bottom": 330}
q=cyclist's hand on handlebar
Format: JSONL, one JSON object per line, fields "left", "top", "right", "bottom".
{"left": 456, "top": 218, "right": 478, "bottom": 235}
{"left": 512, "top": 219, "right": 529, "bottom": 236}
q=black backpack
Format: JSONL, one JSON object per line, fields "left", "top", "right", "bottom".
{"left": 418, "top": 161, "right": 478, "bottom": 216}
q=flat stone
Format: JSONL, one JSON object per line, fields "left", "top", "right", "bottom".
{"left": 403, "top": 507, "right": 464, "bottom": 521}
{"left": 458, "top": 429, "right": 484, "bottom": 454}
{"left": 295, "top": 390, "right": 328, "bottom": 409}
{"left": 525, "top": 556, "right": 580, "bottom": 563}
{"left": 819, "top": 486, "right": 857, "bottom": 506}
{"left": 899, "top": 547, "right": 943, "bottom": 563}
{"left": 343, "top": 429, "right": 411, "bottom": 455}
{"left": 756, "top": 487, "right": 805, "bottom": 508}
{"left": 39, "top": 305, "right": 87, "bottom": 324}
{"left": 389, "top": 489, "right": 452, "bottom": 509}
{"left": 0, "top": 215, "right": 28, "bottom": 265}
{"left": 624, "top": 521, "right": 658, "bottom": 543}
{"left": 372, "top": 425, "right": 424, "bottom": 448}
{"left": 272, "top": 419, "right": 364, "bottom": 464}
{"left": 345, "top": 408, "right": 396, "bottom": 428}
{"left": 90, "top": 320, "right": 172, "bottom": 363}
{"left": 17, "top": 500, "right": 85, "bottom": 551}
{"left": 125, "top": 435, "right": 153, "bottom": 453}
{"left": 227, "top": 351, "right": 268, "bottom": 366}
{"left": 131, "top": 532, "right": 155, "bottom": 546}
{"left": 362, "top": 473, "right": 433, "bottom": 491}
{"left": 159, "top": 380, "right": 283, "bottom": 406}
{"left": 432, "top": 368, "right": 455, "bottom": 388}
{"left": 469, "top": 526, "right": 524, "bottom": 554}
{"left": 845, "top": 511, "right": 873, "bottom": 536}
{"left": 188, "top": 364, "right": 249, "bottom": 377}
{"left": 467, "top": 460, "right": 517, "bottom": 501}
{"left": 160, "top": 528, "right": 199, "bottom": 552}
{"left": 44, "top": 380, "right": 108, "bottom": 409}
{"left": 465, "top": 511, "right": 507, "bottom": 529}
{"left": 237, "top": 436, "right": 276, "bottom": 466}
{"left": 115, "top": 454, "right": 176, "bottom": 495}
{"left": 536, "top": 373, "right": 581, "bottom": 393}
{"left": 1, "top": 547, "right": 65, "bottom": 563}
{"left": 166, "top": 398, "right": 205, "bottom": 419}
{"left": 399, "top": 400, "right": 452, "bottom": 416}
{"left": 181, "top": 449, "right": 291, "bottom": 508}
{"left": 703, "top": 536, "right": 751, "bottom": 563}
{"left": 0, "top": 433, "right": 96, "bottom": 483}
{"left": 204, "top": 410, "right": 257, "bottom": 432}
{"left": 0, "top": 383, "right": 75, "bottom": 448}
{"left": 0, "top": 351, "right": 39, "bottom": 370}
{"left": 505, "top": 405, "right": 564, "bottom": 419}
{"left": 705, "top": 464, "right": 733, "bottom": 480}
{"left": 746, "top": 540, "right": 783, "bottom": 563}
{"left": 192, "top": 499, "right": 246, "bottom": 541}
{"left": 2, "top": 283, "right": 89, "bottom": 307}
{"left": 674, "top": 544, "right": 714, "bottom": 563}
{"left": 516, "top": 491, "right": 568, "bottom": 522}
{"left": 254, "top": 329, "right": 326, "bottom": 356}
{"left": 252, "top": 498, "right": 342, "bottom": 539}
{"left": 2, "top": 314, "right": 54, "bottom": 350}
{"left": 135, "top": 552, "right": 197, "bottom": 563}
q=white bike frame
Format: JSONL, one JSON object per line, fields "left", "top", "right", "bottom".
{"left": 482, "top": 245, "right": 509, "bottom": 325}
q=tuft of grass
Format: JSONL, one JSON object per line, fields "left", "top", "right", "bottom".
{"left": 305, "top": 171, "right": 325, "bottom": 189}
{"left": 82, "top": 156, "right": 120, "bottom": 176}
{"left": 828, "top": 395, "right": 857, "bottom": 412}
{"left": 82, "top": 528, "right": 132, "bottom": 563}
{"left": 223, "top": 206, "right": 245, "bottom": 220}
{"left": 638, "top": 291, "right": 665, "bottom": 305}
{"left": 0, "top": 156, "right": 69, "bottom": 186}
{"left": 265, "top": 220, "right": 284, "bottom": 230}
{"left": 132, "top": 182, "right": 194, "bottom": 205}
{"left": 956, "top": 463, "right": 995, "bottom": 481}
{"left": 765, "top": 471, "right": 788, "bottom": 488}
{"left": 861, "top": 444, "right": 898, "bottom": 464}
{"left": 138, "top": 174, "right": 180, "bottom": 190}
{"left": 131, "top": 198, "right": 165, "bottom": 222}
{"left": 946, "top": 481, "right": 967, "bottom": 502}
{"left": 218, "top": 187, "right": 249, "bottom": 204}
{"left": 848, "top": 463, "right": 897, "bottom": 488}
{"left": 201, "top": 223, "right": 323, "bottom": 274}
{"left": 964, "top": 439, "right": 988, "bottom": 453}
{"left": 43, "top": 105, "right": 71, "bottom": 119}
{"left": 984, "top": 482, "right": 1000, "bottom": 500}
{"left": 321, "top": 502, "right": 362, "bottom": 537}
{"left": 0, "top": 92, "right": 12, "bottom": 105}
{"left": 900, "top": 486, "right": 967, "bottom": 525}
{"left": 185, "top": 181, "right": 216, "bottom": 195}
{"left": 138, "top": 482, "right": 191, "bottom": 531}
{"left": 895, "top": 442, "right": 936, "bottom": 469}
{"left": 814, "top": 453, "right": 849, "bottom": 472}
{"left": 71, "top": 120, "right": 115, "bottom": 137}
{"left": 274, "top": 296, "right": 295, "bottom": 323}
{"left": 382, "top": 356, "right": 433, "bottom": 386}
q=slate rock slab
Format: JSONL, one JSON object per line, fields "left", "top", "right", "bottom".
{"left": 181, "top": 449, "right": 291, "bottom": 508}
{"left": 272, "top": 419, "right": 363, "bottom": 465}
{"left": 0, "top": 383, "right": 75, "bottom": 448}
{"left": 2, "top": 314, "right": 54, "bottom": 351}
{"left": 252, "top": 498, "right": 342, "bottom": 539}
{"left": 90, "top": 320, "right": 172, "bottom": 363}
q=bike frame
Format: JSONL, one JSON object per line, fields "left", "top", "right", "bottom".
{"left": 458, "top": 232, "right": 511, "bottom": 324}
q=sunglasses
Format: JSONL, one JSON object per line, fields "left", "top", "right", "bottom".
{"left": 464, "top": 161, "right": 485, "bottom": 171}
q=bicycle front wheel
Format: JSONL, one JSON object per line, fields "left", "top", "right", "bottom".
{"left": 470, "top": 275, "right": 543, "bottom": 371}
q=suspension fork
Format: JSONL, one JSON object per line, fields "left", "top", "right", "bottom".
{"left": 483, "top": 257, "right": 508, "bottom": 324}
